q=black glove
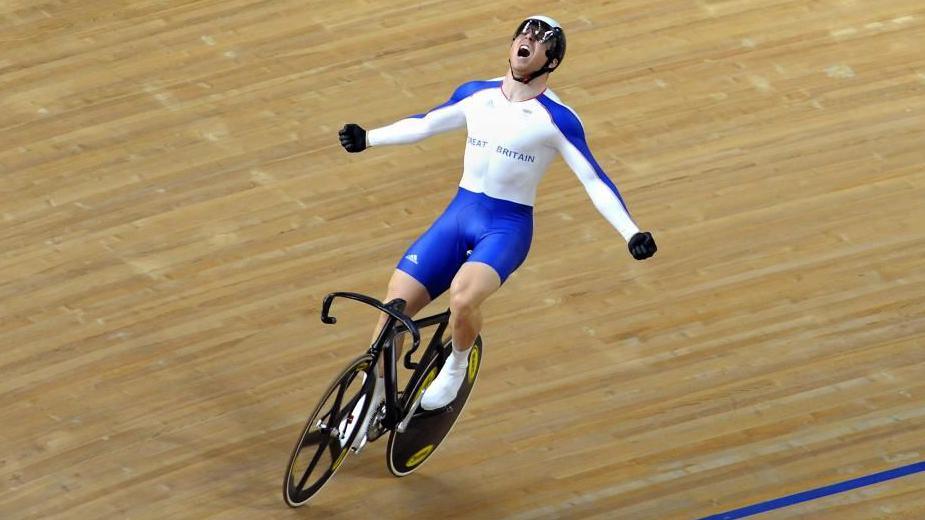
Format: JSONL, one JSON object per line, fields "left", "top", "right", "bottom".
{"left": 628, "top": 231, "right": 657, "bottom": 260}
{"left": 338, "top": 123, "right": 367, "bottom": 153}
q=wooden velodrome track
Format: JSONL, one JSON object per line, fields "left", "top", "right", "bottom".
{"left": 2, "top": 0, "right": 924, "bottom": 518}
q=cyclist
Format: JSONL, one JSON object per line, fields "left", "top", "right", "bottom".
{"left": 338, "top": 15, "right": 657, "bottom": 448}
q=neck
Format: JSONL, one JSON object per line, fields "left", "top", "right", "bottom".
{"left": 502, "top": 69, "right": 548, "bottom": 101}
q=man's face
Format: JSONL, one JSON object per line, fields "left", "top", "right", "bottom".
{"left": 509, "top": 26, "right": 557, "bottom": 77}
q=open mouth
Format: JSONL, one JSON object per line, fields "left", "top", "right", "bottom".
{"left": 517, "top": 45, "right": 531, "bottom": 58}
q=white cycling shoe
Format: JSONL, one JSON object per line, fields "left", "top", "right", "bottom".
{"left": 421, "top": 347, "right": 471, "bottom": 410}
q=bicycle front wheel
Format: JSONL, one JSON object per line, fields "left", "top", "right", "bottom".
{"left": 283, "top": 354, "right": 374, "bottom": 507}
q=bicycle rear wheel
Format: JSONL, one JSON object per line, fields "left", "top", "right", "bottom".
{"left": 387, "top": 337, "right": 482, "bottom": 477}
{"left": 283, "top": 354, "right": 373, "bottom": 507}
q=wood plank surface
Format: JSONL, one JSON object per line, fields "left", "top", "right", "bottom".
{"left": 1, "top": 0, "right": 924, "bottom": 518}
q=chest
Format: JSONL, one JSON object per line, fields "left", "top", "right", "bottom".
{"left": 464, "top": 94, "right": 556, "bottom": 148}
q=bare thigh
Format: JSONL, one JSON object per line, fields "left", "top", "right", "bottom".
{"left": 372, "top": 269, "right": 431, "bottom": 351}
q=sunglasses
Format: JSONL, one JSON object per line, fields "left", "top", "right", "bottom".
{"left": 516, "top": 19, "right": 557, "bottom": 43}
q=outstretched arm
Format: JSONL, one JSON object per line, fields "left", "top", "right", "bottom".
{"left": 366, "top": 95, "right": 466, "bottom": 147}
{"left": 340, "top": 80, "right": 501, "bottom": 152}
{"left": 343, "top": 82, "right": 477, "bottom": 151}
{"left": 544, "top": 101, "right": 657, "bottom": 259}
{"left": 555, "top": 127, "right": 639, "bottom": 241}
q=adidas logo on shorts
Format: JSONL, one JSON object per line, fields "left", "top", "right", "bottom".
{"left": 405, "top": 254, "right": 418, "bottom": 264}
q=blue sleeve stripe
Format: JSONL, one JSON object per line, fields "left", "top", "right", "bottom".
{"left": 409, "top": 80, "right": 502, "bottom": 119}
{"left": 536, "top": 94, "right": 631, "bottom": 214}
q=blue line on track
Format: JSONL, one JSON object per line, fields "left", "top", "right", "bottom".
{"left": 700, "top": 460, "right": 925, "bottom": 519}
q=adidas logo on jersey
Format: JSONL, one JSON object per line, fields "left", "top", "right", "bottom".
{"left": 405, "top": 254, "right": 418, "bottom": 264}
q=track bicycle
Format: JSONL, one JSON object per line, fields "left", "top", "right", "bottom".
{"left": 283, "top": 292, "right": 483, "bottom": 507}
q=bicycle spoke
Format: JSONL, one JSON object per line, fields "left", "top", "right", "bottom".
{"left": 298, "top": 438, "right": 330, "bottom": 490}
{"left": 299, "top": 429, "right": 324, "bottom": 450}
{"left": 328, "top": 438, "right": 341, "bottom": 460}
{"left": 328, "top": 376, "right": 350, "bottom": 426}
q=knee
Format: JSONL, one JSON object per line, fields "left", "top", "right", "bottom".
{"left": 449, "top": 288, "right": 477, "bottom": 320}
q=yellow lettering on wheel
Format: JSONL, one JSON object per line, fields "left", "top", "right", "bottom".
{"left": 406, "top": 444, "right": 434, "bottom": 468}
{"left": 467, "top": 347, "right": 480, "bottom": 384}
{"left": 415, "top": 368, "right": 438, "bottom": 400}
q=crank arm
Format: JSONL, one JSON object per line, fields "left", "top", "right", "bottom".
{"left": 396, "top": 392, "right": 424, "bottom": 433}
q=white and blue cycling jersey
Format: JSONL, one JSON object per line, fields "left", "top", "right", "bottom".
{"left": 368, "top": 78, "right": 639, "bottom": 298}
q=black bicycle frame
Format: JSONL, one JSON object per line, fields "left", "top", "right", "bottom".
{"left": 319, "top": 292, "right": 452, "bottom": 430}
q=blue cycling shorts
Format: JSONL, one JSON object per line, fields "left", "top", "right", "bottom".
{"left": 397, "top": 188, "right": 534, "bottom": 299}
